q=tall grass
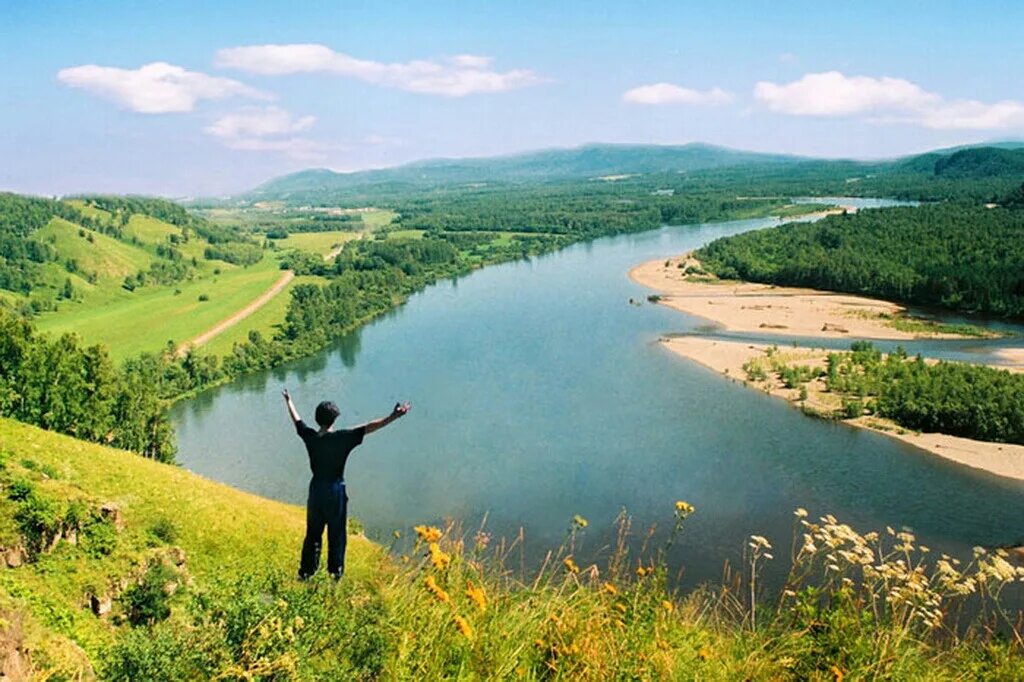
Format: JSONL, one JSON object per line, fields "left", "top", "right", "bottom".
{"left": 106, "top": 502, "right": 1024, "bottom": 680}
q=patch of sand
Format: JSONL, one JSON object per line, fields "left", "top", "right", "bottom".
{"left": 631, "top": 255, "right": 985, "bottom": 340}
{"left": 658, "top": 335, "right": 1024, "bottom": 482}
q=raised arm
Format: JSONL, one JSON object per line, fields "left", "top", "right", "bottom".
{"left": 362, "top": 402, "right": 411, "bottom": 435}
{"left": 282, "top": 388, "right": 302, "bottom": 424}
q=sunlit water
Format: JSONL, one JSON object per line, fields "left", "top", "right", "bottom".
{"left": 171, "top": 200, "right": 1024, "bottom": 591}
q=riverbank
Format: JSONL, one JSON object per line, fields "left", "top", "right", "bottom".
{"left": 658, "top": 335, "right": 1024, "bottom": 481}
{"left": 630, "top": 255, "right": 1001, "bottom": 340}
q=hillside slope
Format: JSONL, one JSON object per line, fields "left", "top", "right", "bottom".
{"left": 0, "top": 417, "right": 377, "bottom": 677}
{"left": 0, "top": 418, "right": 1021, "bottom": 679}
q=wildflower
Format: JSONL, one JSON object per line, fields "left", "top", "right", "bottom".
{"left": 465, "top": 581, "right": 487, "bottom": 612}
{"left": 534, "top": 638, "right": 545, "bottom": 648}
{"left": 674, "top": 500, "right": 695, "bottom": 515}
{"left": 293, "top": 616, "right": 305, "bottom": 630}
{"left": 572, "top": 514, "right": 588, "bottom": 528}
{"left": 563, "top": 556, "right": 580, "bottom": 574}
{"left": 636, "top": 565, "right": 652, "bottom": 577}
{"left": 415, "top": 525, "right": 443, "bottom": 543}
{"left": 697, "top": 647, "right": 711, "bottom": 661}
{"left": 661, "top": 600, "right": 674, "bottom": 613}
{"left": 614, "top": 603, "right": 627, "bottom": 613}
{"left": 602, "top": 582, "right": 618, "bottom": 596}
{"left": 830, "top": 664, "right": 844, "bottom": 681}
{"left": 546, "top": 613, "right": 563, "bottom": 627}
{"left": 424, "top": 575, "right": 451, "bottom": 605}
{"left": 794, "top": 507, "right": 808, "bottom": 518}
{"left": 429, "top": 542, "right": 451, "bottom": 570}
{"left": 749, "top": 535, "right": 772, "bottom": 550}
{"left": 453, "top": 614, "right": 474, "bottom": 640}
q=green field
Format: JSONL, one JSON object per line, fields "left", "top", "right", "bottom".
{"left": 37, "top": 217, "right": 154, "bottom": 282}
{"left": 35, "top": 256, "right": 286, "bottom": 361}
{"left": 360, "top": 208, "right": 397, "bottom": 229}
{"left": 199, "top": 273, "right": 328, "bottom": 357}
{"left": 65, "top": 199, "right": 113, "bottom": 224}
{"left": 276, "top": 230, "right": 362, "bottom": 256}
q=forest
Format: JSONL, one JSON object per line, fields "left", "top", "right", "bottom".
{"left": 826, "top": 342, "right": 1024, "bottom": 445}
{"left": 697, "top": 203, "right": 1024, "bottom": 317}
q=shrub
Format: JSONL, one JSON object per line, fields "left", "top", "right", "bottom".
{"left": 149, "top": 517, "right": 177, "bottom": 544}
{"left": 122, "top": 562, "right": 176, "bottom": 626}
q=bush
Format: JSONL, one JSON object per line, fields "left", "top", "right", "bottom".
{"left": 149, "top": 517, "right": 177, "bottom": 544}
{"left": 122, "top": 562, "right": 176, "bottom": 626}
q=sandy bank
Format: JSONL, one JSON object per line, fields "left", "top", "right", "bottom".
{"left": 658, "top": 335, "right": 1024, "bottom": 482}
{"left": 630, "top": 255, "right": 993, "bottom": 341}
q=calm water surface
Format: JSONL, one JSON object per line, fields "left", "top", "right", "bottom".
{"left": 172, "top": 201, "right": 1024, "bottom": 588}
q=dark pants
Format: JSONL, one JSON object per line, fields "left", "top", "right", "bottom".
{"left": 299, "top": 478, "right": 347, "bottom": 579}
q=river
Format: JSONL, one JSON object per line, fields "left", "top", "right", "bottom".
{"left": 171, "top": 200, "right": 1024, "bottom": 588}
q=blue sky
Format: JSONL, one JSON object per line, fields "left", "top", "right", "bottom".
{"left": 3, "top": 1, "right": 1023, "bottom": 196}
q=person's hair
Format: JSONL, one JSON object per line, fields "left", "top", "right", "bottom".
{"left": 314, "top": 401, "right": 340, "bottom": 428}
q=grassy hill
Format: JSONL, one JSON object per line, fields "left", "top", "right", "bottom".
{"left": 0, "top": 417, "right": 1020, "bottom": 679}
{"left": 0, "top": 193, "right": 363, "bottom": 362}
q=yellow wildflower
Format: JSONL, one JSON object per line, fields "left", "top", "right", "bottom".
{"left": 414, "top": 525, "right": 443, "bottom": 543}
{"left": 453, "top": 614, "right": 474, "bottom": 640}
{"left": 697, "top": 647, "right": 711, "bottom": 661}
{"left": 636, "top": 565, "right": 652, "bottom": 577}
{"left": 614, "top": 602, "right": 627, "bottom": 613}
{"left": 602, "top": 582, "right": 618, "bottom": 595}
{"left": 563, "top": 556, "right": 580, "bottom": 574}
{"left": 429, "top": 542, "right": 451, "bottom": 570}
{"left": 424, "top": 575, "right": 451, "bottom": 605}
{"left": 661, "top": 600, "right": 674, "bottom": 613}
{"left": 830, "top": 664, "right": 844, "bottom": 681}
{"left": 572, "top": 514, "right": 588, "bottom": 528}
{"left": 465, "top": 581, "right": 487, "bottom": 612}
{"left": 674, "top": 500, "right": 695, "bottom": 515}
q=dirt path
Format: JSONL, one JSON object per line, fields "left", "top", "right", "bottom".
{"left": 178, "top": 270, "right": 295, "bottom": 356}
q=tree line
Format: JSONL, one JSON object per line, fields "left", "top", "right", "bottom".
{"left": 697, "top": 204, "right": 1024, "bottom": 317}
{"left": 826, "top": 342, "right": 1024, "bottom": 445}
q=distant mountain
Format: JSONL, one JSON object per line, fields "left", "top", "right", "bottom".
{"left": 934, "top": 147, "right": 1024, "bottom": 178}
{"left": 236, "top": 142, "right": 1024, "bottom": 205}
{"left": 242, "top": 143, "right": 805, "bottom": 202}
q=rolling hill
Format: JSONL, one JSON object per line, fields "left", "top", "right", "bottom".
{"left": 243, "top": 143, "right": 806, "bottom": 201}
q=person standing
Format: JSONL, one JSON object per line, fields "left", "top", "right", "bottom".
{"left": 283, "top": 388, "right": 410, "bottom": 579}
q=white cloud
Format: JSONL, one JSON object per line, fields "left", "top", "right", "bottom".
{"left": 449, "top": 54, "right": 493, "bottom": 69}
{"left": 205, "top": 106, "right": 325, "bottom": 160}
{"left": 205, "top": 106, "right": 315, "bottom": 139}
{"left": 56, "top": 61, "right": 270, "bottom": 113}
{"left": 754, "top": 71, "right": 937, "bottom": 116}
{"left": 214, "top": 43, "right": 545, "bottom": 97}
{"left": 622, "top": 82, "right": 733, "bottom": 106}
{"left": 754, "top": 70, "right": 1024, "bottom": 130}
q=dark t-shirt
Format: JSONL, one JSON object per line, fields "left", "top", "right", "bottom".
{"left": 294, "top": 420, "right": 366, "bottom": 481}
